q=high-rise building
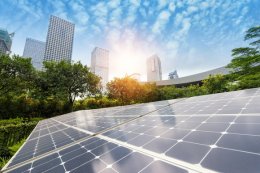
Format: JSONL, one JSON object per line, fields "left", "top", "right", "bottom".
{"left": 44, "top": 15, "right": 75, "bottom": 62}
{"left": 23, "top": 38, "right": 45, "bottom": 70}
{"left": 0, "top": 28, "right": 14, "bottom": 54}
{"left": 91, "top": 47, "right": 109, "bottom": 90}
{"left": 147, "top": 54, "right": 162, "bottom": 82}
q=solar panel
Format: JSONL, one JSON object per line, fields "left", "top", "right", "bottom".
{"left": 6, "top": 137, "right": 192, "bottom": 173}
{"left": 2, "top": 87, "right": 260, "bottom": 173}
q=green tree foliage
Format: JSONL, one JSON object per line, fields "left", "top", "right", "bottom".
{"left": 159, "top": 86, "right": 183, "bottom": 100}
{"left": 227, "top": 26, "right": 260, "bottom": 89}
{"left": 36, "top": 60, "right": 101, "bottom": 111}
{"left": 107, "top": 76, "right": 143, "bottom": 104}
{"left": 202, "top": 74, "right": 228, "bottom": 94}
{"left": 0, "top": 54, "right": 34, "bottom": 96}
{"left": 107, "top": 77, "right": 161, "bottom": 104}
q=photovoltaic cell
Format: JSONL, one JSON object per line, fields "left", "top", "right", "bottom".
{"left": 3, "top": 87, "right": 260, "bottom": 173}
{"left": 7, "top": 137, "right": 190, "bottom": 173}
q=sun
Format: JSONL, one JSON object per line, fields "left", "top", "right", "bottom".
{"left": 110, "top": 46, "right": 147, "bottom": 78}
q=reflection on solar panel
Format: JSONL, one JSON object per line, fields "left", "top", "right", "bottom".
{"left": 2, "top": 88, "right": 260, "bottom": 173}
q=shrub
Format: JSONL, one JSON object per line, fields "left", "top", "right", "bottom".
{"left": 0, "top": 121, "right": 37, "bottom": 147}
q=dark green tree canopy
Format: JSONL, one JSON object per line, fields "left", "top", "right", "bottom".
{"left": 227, "top": 26, "right": 260, "bottom": 89}
{"left": 227, "top": 26, "right": 260, "bottom": 72}
{"left": 0, "top": 54, "right": 34, "bottom": 95}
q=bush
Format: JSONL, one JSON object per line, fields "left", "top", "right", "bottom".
{"left": 73, "top": 97, "right": 122, "bottom": 110}
{"left": 182, "top": 85, "right": 208, "bottom": 97}
{"left": 0, "top": 122, "right": 37, "bottom": 147}
{"left": 202, "top": 74, "right": 228, "bottom": 94}
{"left": 237, "top": 73, "right": 260, "bottom": 89}
{"left": 159, "top": 86, "right": 184, "bottom": 100}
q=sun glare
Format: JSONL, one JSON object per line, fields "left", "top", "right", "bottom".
{"left": 110, "top": 43, "right": 148, "bottom": 80}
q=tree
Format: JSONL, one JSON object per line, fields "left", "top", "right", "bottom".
{"left": 36, "top": 60, "right": 101, "bottom": 111}
{"left": 107, "top": 76, "right": 143, "bottom": 104}
{"left": 227, "top": 26, "right": 260, "bottom": 88}
{"left": 0, "top": 54, "right": 34, "bottom": 96}
{"left": 202, "top": 74, "right": 228, "bottom": 94}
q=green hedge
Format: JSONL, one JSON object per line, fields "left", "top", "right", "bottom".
{"left": 73, "top": 97, "right": 122, "bottom": 110}
{"left": 0, "top": 122, "right": 37, "bottom": 147}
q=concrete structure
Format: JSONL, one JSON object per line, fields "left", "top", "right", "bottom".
{"left": 168, "top": 70, "right": 179, "bottom": 79}
{"left": 23, "top": 38, "right": 45, "bottom": 70}
{"left": 147, "top": 54, "right": 162, "bottom": 82}
{"left": 91, "top": 47, "right": 109, "bottom": 90}
{"left": 156, "top": 66, "right": 230, "bottom": 87}
{"left": 0, "top": 28, "right": 14, "bottom": 54}
{"left": 44, "top": 15, "right": 75, "bottom": 62}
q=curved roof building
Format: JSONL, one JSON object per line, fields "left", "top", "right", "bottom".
{"left": 155, "top": 66, "right": 230, "bottom": 87}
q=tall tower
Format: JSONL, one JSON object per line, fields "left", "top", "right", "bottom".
{"left": 23, "top": 38, "right": 45, "bottom": 70}
{"left": 0, "top": 28, "right": 14, "bottom": 54}
{"left": 44, "top": 15, "right": 75, "bottom": 62}
{"left": 91, "top": 47, "right": 109, "bottom": 90}
{"left": 147, "top": 54, "right": 162, "bottom": 82}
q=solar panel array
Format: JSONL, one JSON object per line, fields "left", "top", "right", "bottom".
{"left": 2, "top": 88, "right": 260, "bottom": 173}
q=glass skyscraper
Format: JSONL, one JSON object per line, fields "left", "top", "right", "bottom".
{"left": 23, "top": 38, "right": 45, "bottom": 70}
{"left": 0, "top": 28, "right": 14, "bottom": 54}
{"left": 91, "top": 47, "right": 109, "bottom": 91}
{"left": 147, "top": 54, "right": 162, "bottom": 82}
{"left": 44, "top": 15, "right": 75, "bottom": 62}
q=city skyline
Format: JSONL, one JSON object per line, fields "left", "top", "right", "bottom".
{"left": 0, "top": 0, "right": 259, "bottom": 81}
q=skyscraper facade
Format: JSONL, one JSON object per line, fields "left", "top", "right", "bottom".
{"left": 0, "top": 28, "right": 14, "bottom": 54}
{"left": 147, "top": 54, "right": 162, "bottom": 82}
{"left": 91, "top": 47, "right": 109, "bottom": 90}
{"left": 23, "top": 38, "right": 45, "bottom": 70}
{"left": 44, "top": 15, "right": 75, "bottom": 62}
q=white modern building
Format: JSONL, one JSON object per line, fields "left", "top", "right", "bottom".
{"left": 147, "top": 54, "right": 162, "bottom": 82}
{"left": 23, "top": 38, "right": 45, "bottom": 70}
{"left": 44, "top": 15, "right": 75, "bottom": 62}
{"left": 156, "top": 66, "right": 230, "bottom": 87}
{"left": 91, "top": 47, "right": 109, "bottom": 91}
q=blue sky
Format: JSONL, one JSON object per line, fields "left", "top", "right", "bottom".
{"left": 0, "top": 0, "right": 259, "bottom": 80}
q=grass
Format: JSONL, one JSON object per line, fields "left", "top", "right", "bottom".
{"left": 9, "top": 139, "right": 26, "bottom": 156}
{"left": 0, "top": 139, "right": 25, "bottom": 170}
{"left": 0, "top": 117, "right": 43, "bottom": 170}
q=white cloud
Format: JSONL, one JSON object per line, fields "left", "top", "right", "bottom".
{"left": 48, "top": 0, "right": 68, "bottom": 20}
{"left": 108, "top": 8, "right": 122, "bottom": 28}
{"left": 124, "top": 3, "right": 140, "bottom": 26}
{"left": 152, "top": 10, "right": 171, "bottom": 33}
{"left": 186, "top": 6, "right": 198, "bottom": 15}
{"left": 168, "top": 2, "right": 176, "bottom": 12}
{"left": 70, "top": 1, "right": 89, "bottom": 25}
{"left": 175, "top": 13, "right": 184, "bottom": 26}
{"left": 174, "top": 18, "right": 191, "bottom": 40}
{"left": 15, "top": 0, "right": 42, "bottom": 19}
{"left": 201, "top": 1, "right": 210, "bottom": 9}
{"left": 91, "top": 2, "right": 108, "bottom": 27}
{"left": 139, "top": 8, "right": 147, "bottom": 18}
{"left": 157, "top": 0, "right": 169, "bottom": 10}
{"left": 107, "top": 0, "right": 121, "bottom": 9}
